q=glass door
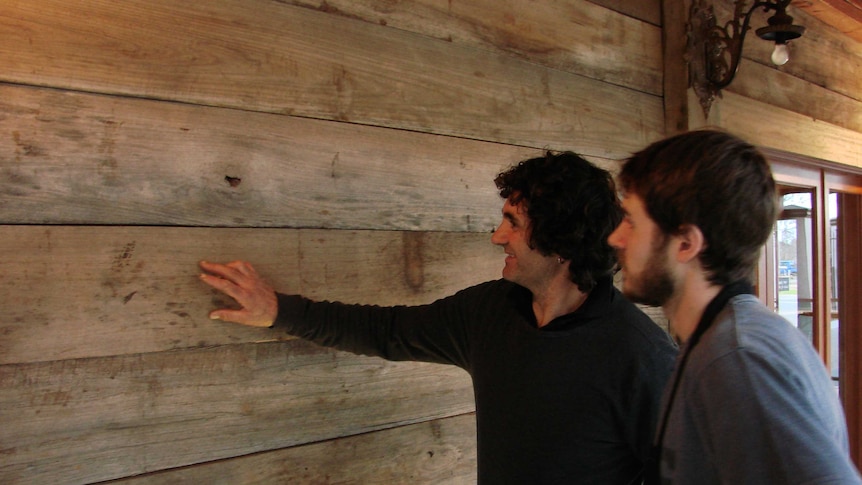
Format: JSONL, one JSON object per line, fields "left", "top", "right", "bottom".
{"left": 773, "top": 189, "right": 818, "bottom": 348}
{"left": 828, "top": 192, "right": 839, "bottom": 388}
{"left": 765, "top": 153, "right": 862, "bottom": 468}
{"left": 826, "top": 176, "right": 862, "bottom": 468}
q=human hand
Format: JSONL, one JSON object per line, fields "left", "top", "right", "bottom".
{"left": 199, "top": 260, "right": 279, "bottom": 327}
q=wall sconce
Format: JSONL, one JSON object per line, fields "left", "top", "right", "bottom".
{"left": 687, "top": 0, "right": 805, "bottom": 117}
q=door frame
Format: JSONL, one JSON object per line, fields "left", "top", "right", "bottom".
{"left": 762, "top": 148, "right": 862, "bottom": 468}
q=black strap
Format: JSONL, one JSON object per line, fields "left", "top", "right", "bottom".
{"left": 645, "top": 280, "right": 754, "bottom": 484}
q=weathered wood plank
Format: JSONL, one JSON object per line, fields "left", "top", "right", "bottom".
{"left": 0, "top": 84, "right": 542, "bottom": 230}
{"left": 697, "top": 90, "right": 862, "bottom": 169}
{"left": 0, "top": 226, "right": 502, "bottom": 365}
{"left": 0, "top": 341, "right": 475, "bottom": 484}
{"left": 115, "top": 413, "right": 477, "bottom": 484}
{"left": 796, "top": 0, "right": 862, "bottom": 43}
{"left": 282, "top": 0, "right": 663, "bottom": 95}
{"left": 728, "top": 59, "right": 862, "bottom": 134}
{"left": 587, "top": 0, "right": 662, "bottom": 26}
{"left": 0, "top": 0, "right": 664, "bottom": 159}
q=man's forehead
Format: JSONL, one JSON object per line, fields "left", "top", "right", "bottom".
{"left": 503, "top": 197, "right": 527, "bottom": 213}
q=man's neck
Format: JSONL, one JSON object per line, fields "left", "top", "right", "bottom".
{"left": 531, "top": 279, "right": 590, "bottom": 328}
{"left": 663, "top": 272, "right": 721, "bottom": 344}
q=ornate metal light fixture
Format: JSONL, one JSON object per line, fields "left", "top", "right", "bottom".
{"left": 687, "top": 0, "right": 806, "bottom": 116}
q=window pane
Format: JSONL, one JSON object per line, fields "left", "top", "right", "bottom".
{"left": 775, "top": 191, "right": 815, "bottom": 344}
{"left": 830, "top": 192, "right": 840, "bottom": 391}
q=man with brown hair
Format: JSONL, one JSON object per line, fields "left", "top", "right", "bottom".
{"left": 608, "top": 129, "right": 862, "bottom": 484}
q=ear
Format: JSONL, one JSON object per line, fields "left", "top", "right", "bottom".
{"left": 673, "top": 224, "right": 706, "bottom": 264}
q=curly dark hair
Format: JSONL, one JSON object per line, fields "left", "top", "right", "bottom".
{"left": 617, "top": 129, "right": 778, "bottom": 286}
{"left": 494, "top": 151, "right": 622, "bottom": 293}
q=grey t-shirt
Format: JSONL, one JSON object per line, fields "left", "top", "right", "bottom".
{"left": 658, "top": 294, "right": 861, "bottom": 484}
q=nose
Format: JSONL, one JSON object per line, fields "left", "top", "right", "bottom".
{"left": 607, "top": 223, "right": 625, "bottom": 249}
{"left": 491, "top": 223, "right": 507, "bottom": 246}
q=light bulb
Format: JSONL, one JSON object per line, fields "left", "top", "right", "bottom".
{"left": 771, "top": 43, "right": 790, "bottom": 66}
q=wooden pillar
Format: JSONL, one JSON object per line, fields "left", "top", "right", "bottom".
{"left": 661, "top": 0, "right": 693, "bottom": 135}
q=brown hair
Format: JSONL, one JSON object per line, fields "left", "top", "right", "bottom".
{"left": 618, "top": 130, "right": 778, "bottom": 285}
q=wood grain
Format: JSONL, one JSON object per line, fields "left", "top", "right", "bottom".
{"left": 0, "top": 225, "right": 502, "bottom": 365}
{"left": 280, "top": 0, "right": 663, "bottom": 95}
{"left": 796, "top": 0, "right": 862, "bottom": 43}
{"left": 775, "top": 28, "right": 862, "bottom": 103}
{"left": 587, "top": 0, "right": 662, "bottom": 26}
{"left": 698, "top": 91, "right": 862, "bottom": 169}
{"left": 661, "top": 0, "right": 691, "bottom": 134}
{"left": 0, "top": 0, "right": 663, "bottom": 159}
{"left": 114, "top": 413, "right": 477, "bottom": 484}
{"left": 0, "top": 341, "right": 475, "bottom": 484}
{"left": 0, "top": 84, "right": 545, "bottom": 230}
{"left": 727, "top": 60, "right": 862, "bottom": 135}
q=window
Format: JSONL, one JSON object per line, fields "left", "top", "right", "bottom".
{"left": 759, "top": 150, "right": 862, "bottom": 468}
{"left": 772, "top": 189, "right": 815, "bottom": 346}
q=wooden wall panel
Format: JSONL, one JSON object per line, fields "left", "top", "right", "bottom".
{"left": 797, "top": 0, "right": 862, "bottom": 44}
{"left": 728, "top": 60, "right": 862, "bottom": 134}
{"left": 697, "top": 91, "right": 862, "bottom": 168}
{"left": 281, "top": 0, "right": 663, "bottom": 95}
{"left": 0, "top": 0, "right": 663, "bottom": 159}
{"left": 0, "top": 341, "right": 474, "bottom": 484}
{"left": 0, "top": 0, "right": 671, "bottom": 482}
{"left": 0, "top": 84, "right": 542, "bottom": 230}
{"left": 0, "top": 225, "right": 502, "bottom": 365}
{"left": 115, "top": 413, "right": 477, "bottom": 484}
{"left": 588, "top": 0, "right": 663, "bottom": 25}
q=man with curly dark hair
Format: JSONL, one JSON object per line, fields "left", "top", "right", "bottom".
{"left": 200, "top": 151, "right": 677, "bottom": 484}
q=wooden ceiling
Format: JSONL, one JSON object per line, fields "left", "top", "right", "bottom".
{"left": 795, "top": 0, "right": 862, "bottom": 43}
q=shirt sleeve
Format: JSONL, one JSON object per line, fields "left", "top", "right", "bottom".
{"left": 272, "top": 289, "right": 477, "bottom": 370}
{"left": 628, "top": 339, "right": 677, "bottom": 465}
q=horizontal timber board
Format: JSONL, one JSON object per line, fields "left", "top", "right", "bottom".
{"left": 587, "top": 0, "right": 662, "bottom": 25}
{"left": 0, "top": 340, "right": 475, "bottom": 484}
{"left": 728, "top": 60, "right": 862, "bottom": 134}
{"left": 0, "top": 83, "right": 544, "bottom": 230}
{"left": 796, "top": 0, "right": 862, "bottom": 43}
{"left": 700, "top": 91, "right": 862, "bottom": 169}
{"left": 114, "top": 413, "right": 477, "bottom": 484}
{"left": 0, "top": 0, "right": 663, "bottom": 159}
{"left": 280, "top": 0, "right": 662, "bottom": 95}
{"left": 0, "top": 225, "right": 502, "bottom": 365}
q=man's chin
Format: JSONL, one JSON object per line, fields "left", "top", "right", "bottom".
{"left": 628, "top": 291, "right": 667, "bottom": 308}
{"left": 621, "top": 285, "right": 663, "bottom": 308}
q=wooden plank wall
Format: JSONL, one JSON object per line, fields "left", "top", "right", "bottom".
{"left": 0, "top": 0, "right": 665, "bottom": 483}
{"left": 684, "top": 0, "right": 862, "bottom": 168}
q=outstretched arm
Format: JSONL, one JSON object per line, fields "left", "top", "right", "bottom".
{"left": 199, "top": 260, "right": 279, "bottom": 327}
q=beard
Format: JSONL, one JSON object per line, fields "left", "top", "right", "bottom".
{"left": 619, "top": 236, "right": 675, "bottom": 307}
